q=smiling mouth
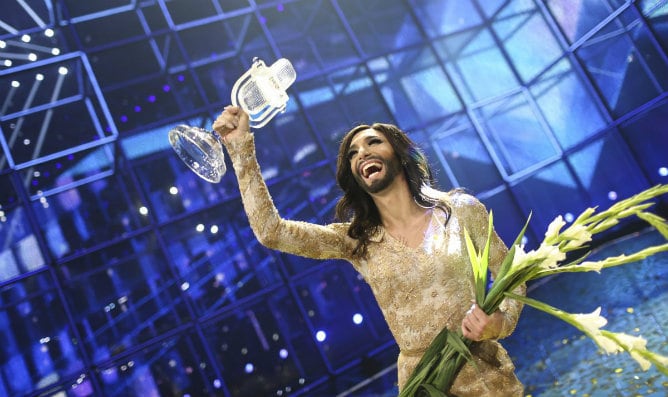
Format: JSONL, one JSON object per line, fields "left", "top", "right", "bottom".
{"left": 360, "top": 161, "right": 383, "bottom": 179}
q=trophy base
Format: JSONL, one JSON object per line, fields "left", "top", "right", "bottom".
{"left": 168, "top": 125, "right": 226, "bottom": 183}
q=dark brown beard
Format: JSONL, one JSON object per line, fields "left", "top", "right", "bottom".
{"left": 354, "top": 156, "right": 403, "bottom": 194}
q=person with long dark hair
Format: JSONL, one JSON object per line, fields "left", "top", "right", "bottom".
{"left": 213, "top": 106, "right": 525, "bottom": 396}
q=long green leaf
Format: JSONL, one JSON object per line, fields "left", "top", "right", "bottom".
{"left": 464, "top": 228, "right": 486, "bottom": 304}
{"left": 533, "top": 244, "right": 668, "bottom": 279}
{"left": 637, "top": 212, "right": 668, "bottom": 240}
{"left": 401, "top": 185, "right": 668, "bottom": 396}
{"left": 484, "top": 270, "right": 528, "bottom": 313}
{"left": 494, "top": 212, "right": 532, "bottom": 283}
{"left": 415, "top": 384, "right": 448, "bottom": 397}
{"left": 585, "top": 185, "right": 668, "bottom": 225}
{"left": 398, "top": 328, "right": 473, "bottom": 397}
{"left": 478, "top": 210, "right": 494, "bottom": 302}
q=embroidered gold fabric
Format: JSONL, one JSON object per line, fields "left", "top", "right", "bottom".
{"left": 224, "top": 134, "right": 525, "bottom": 396}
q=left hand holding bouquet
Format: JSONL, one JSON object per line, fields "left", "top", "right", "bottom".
{"left": 461, "top": 303, "right": 506, "bottom": 341}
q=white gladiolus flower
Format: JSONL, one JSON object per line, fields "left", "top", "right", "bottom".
{"left": 572, "top": 308, "right": 621, "bottom": 354}
{"left": 630, "top": 351, "right": 652, "bottom": 371}
{"left": 562, "top": 224, "right": 593, "bottom": 249}
{"left": 510, "top": 245, "right": 528, "bottom": 269}
{"left": 544, "top": 215, "right": 566, "bottom": 244}
{"left": 613, "top": 333, "right": 651, "bottom": 370}
{"left": 573, "top": 307, "right": 607, "bottom": 330}
{"left": 408, "top": 185, "right": 668, "bottom": 397}
{"left": 511, "top": 243, "right": 566, "bottom": 271}
{"left": 595, "top": 335, "right": 624, "bottom": 355}
{"left": 651, "top": 351, "right": 668, "bottom": 367}
{"left": 534, "top": 244, "right": 566, "bottom": 270}
{"left": 612, "top": 332, "right": 647, "bottom": 351}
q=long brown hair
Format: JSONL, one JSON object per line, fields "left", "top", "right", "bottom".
{"left": 334, "top": 123, "right": 451, "bottom": 258}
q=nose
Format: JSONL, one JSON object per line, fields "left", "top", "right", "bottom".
{"left": 357, "top": 145, "right": 371, "bottom": 159}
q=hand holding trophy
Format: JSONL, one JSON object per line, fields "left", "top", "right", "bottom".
{"left": 168, "top": 57, "right": 297, "bottom": 182}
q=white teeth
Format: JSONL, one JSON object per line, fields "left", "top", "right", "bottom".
{"left": 361, "top": 161, "right": 381, "bottom": 178}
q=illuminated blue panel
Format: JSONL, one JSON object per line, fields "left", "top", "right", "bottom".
{"left": 0, "top": 1, "right": 667, "bottom": 396}
{"left": 472, "top": 90, "right": 561, "bottom": 177}
{"left": 200, "top": 288, "right": 329, "bottom": 396}
{"left": 529, "top": 57, "right": 607, "bottom": 150}
{"left": 493, "top": 3, "right": 563, "bottom": 83}
{"left": 336, "top": 0, "right": 423, "bottom": 57}
{"left": 619, "top": 100, "right": 668, "bottom": 186}
{"left": 429, "top": 113, "right": 503, "bottom": 192}
{"left": 370, "top": 46, "right": 462, "bottom": 129}
{"left": 511, "top": 160, "right": 586, "bottom": 237}
{"left": 436, "top": 28, "right": 519, "bottom": 104}
{"left": 568, "top": 131, "right": 646, "bottom": 204}
{"left": 574, "top": 6, "right": 668, "bottom": 116}
{"left": 411, "top": 0, "right": 483, "bottom": 38}
{"left": 0, "top": 272, "right": 85, "bottom": 396}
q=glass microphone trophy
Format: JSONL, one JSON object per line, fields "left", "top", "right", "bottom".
{"left": 168, "top": 57, "right": 297, "bottom": 183}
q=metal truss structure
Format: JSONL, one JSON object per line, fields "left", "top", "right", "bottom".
{"left": 0, "top": 1, "right": 667, "bottom": 396}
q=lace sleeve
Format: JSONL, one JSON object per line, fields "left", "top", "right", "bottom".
{"left": 223, "top": 133, "right": 353, "bottom": 261}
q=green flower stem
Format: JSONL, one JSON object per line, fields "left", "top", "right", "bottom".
{"left": 398, "top": 329, "right": 472, "bottom": 397}
{"left": 503, "top": 292, "right": 597, "bottom": 336}
{"left": 581, "top": 185, "right": 668, "bottom": 228}
{"left": 601, "top": 330, "right": 668, "bottom": 376}
{"left": 399, "top": 184, "right": 668, "bottom": 395}
{"left": 637, "top": 211, "right": 668, "bottom": 239}
{"left": 532, "top": 243, "right": 668, "bottom": 279}
{"left": 483, "top": 270, "right": 529, "bottom": 313}
{"left": 632, "top": 348, "right": 668, "bottom": 376}
{"left": 505, "top": 292, "right": 668, "bottom": 375}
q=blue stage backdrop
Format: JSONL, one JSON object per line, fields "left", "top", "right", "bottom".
{"left": 0, "top": 1, "right": 667, "bottom": 396}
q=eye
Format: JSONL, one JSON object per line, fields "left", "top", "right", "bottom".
{"left": 347, "top": 150, "right": 357, "bottom": 161}
{"left": 369, "top": 138, "right": 382, "bottom": 145}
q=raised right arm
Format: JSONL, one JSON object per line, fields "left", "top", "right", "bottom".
{"left": 213, "top": 107, "right": 353, "bottom": 261}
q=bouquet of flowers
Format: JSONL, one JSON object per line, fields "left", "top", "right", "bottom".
{"left": 399, "top": 184, "right": 668, "bottom": 397}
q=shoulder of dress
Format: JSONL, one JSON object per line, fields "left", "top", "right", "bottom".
{"left": 328, "top": 222, "right": 350, "bottom": 233}
{"left": 325, "top": 222, "right": 360, "bottom": 243}
{"left": 327, "top": 222, "right": 385, "bottom": 244}
{"left": 446, "top": 192, "right": 491, "bottom": 226}
{"left": 446, "top": 191, "right": 480, "bottom": 208}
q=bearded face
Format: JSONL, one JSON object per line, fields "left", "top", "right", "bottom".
{"left": 353, "top": 153, "right": 403, "bottom": 194}
{"left": 348, "top": 129, "right": 404, "bottom": 194}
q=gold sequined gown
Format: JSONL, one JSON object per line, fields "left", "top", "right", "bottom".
{"left": 225, "top": 134, "right": 525, "bottom": 396}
